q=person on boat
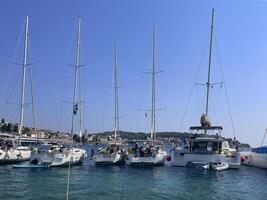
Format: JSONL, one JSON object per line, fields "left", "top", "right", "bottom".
{"left": 90, "top": 149, "right": 94, "bottom": 157}
{"left": 147, "top": 147, "right": 151, "bottom": 157}
{"left": 134, "top": 144, "right": 138, "bottom": 152}
{"left": 139, "top": 147, "right": 144, "bottom": 157}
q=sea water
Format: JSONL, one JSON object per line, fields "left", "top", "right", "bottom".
{"left": 0, "top": 145, "right": 266, "bottom": 200}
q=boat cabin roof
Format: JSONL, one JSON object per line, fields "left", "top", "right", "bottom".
{"left": 190, "top": 137, "right": 224, "bottom": 143}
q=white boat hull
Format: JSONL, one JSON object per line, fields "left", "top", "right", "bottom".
{"left": 31, "top": 147, "right": 86, "bottom": 167}
{"left": 241, "top": 152, "right": 267, "bottom": 169}
{"left": 50, "top": 148, "right": 86, "bottom": 167}
{"left": 93, "top": 152, "right": 125, "bottom": 165}
{"left": 0, "top": 146, "right": 31, "bottom": 164}
{"left": 170, "top": 149, "right": 240, "bottom": 169}
{"left": 128, "top": 151, "right": 167, "bottom": 166}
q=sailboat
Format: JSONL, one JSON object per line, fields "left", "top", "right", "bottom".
{"left": 241, "top": 130, "right": 267, "bottom": 168}
{"left": 0, "top": 16, "right": 32, "bottom": 164}
{"left": 170, "top": 9, "right": 240, "bottom": 169}
{"left": 25, "top": 17, "right": 86, "bottom": 168}
{"left": 127, "top": 24, "right": 167, "bottom": 166}
{"left": 50, "top": 16, "right": 87, "bottom": 167}
{"left": 93, "top": 44, "right": 126, "bottom": 165}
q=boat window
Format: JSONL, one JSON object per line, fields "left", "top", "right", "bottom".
{"left": 191, "top": 141, "right": 221, "bottom": 154}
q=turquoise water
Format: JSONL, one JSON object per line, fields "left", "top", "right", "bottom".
{"left": 0, "top": 146, "right": 267, "bottom": 200}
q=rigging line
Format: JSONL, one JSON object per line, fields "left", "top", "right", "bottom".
{"left": 78, "top": 61, "right": 84, "bottom": 140}
{"left": 178, "top": 84, "right": 194, "bottom": 132}
{"left": 210, "top": 90, "right": 219, "bottom": 125}
{"left": 59, "top": 20, "right": 76, "bottom": 132}
{"left": 214, "top": 36, "right": 236, "bottom": 138}
{"left": 178, "top": 35, "right": 209, "bottom": 131}
{"left": 0, "top": 18, "right": 25, "bottom": 116}
{"left": 162, "top": 70, "right": 168, "bottom": 132}
{"left": 59, "top": 66, "right": 71, "bottom": 132}
{"left": 195, "top": 84, "right": 203, "bottom": 116}
{"left": 27, "top": 37, "right": 36, "bottom": 130}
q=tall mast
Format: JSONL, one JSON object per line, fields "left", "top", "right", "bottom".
{"left": 114, "top": 44, "right": 119, "bottom": 140}
{"left": 151, "top": 24, "right": 156, "bottom": 140}
{"left": 71, "top": 16, "right": 81, "bottom": 135}
{"left": 18, "top": 16, "right": 29, "bottom": 145}
{"left": 79, "top": 68, "right": 83, "bottom": 144}
{"left": 204, "top": 9, "right": 215, "bottom": 134}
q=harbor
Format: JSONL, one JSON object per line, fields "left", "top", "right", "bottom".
{"left": 1, "top": 0, "right": 267, "bottom": 199}
{"left": 1, "top": 146, "right": 267, "bottom": 200}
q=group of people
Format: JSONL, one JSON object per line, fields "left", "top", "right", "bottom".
{"left": 0, "top": 140, "right": 13, "bottom": 151}
{"left": 99, "top": 144, "right": 124, "bottom": 155}
{"left": 129, "top": 144, "right": 159, "bottom": 157}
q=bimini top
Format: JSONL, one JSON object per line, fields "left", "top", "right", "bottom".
{"left": 252, "top": 146, "right": 267, "bottom": 154}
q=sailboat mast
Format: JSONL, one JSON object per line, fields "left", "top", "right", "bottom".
{"left": 204, "top": 9, "right": 215, "bottom": 134}
{"left": 79, "top": 68, "right": 83, "bottom": 143}
{"left": 71, "top": 16, "right": 81, "bottom": 135}
{"left": 114, "top": 44, "right": 119, "bottom": 139}
{"left": 205, "top": 9, "right": 215, "bottom": 117}
{"left": 151, "top": 24, "right": 156, "bottom": 140}
{"left": 18, "top": 16, "right": 29, "bottom": 145}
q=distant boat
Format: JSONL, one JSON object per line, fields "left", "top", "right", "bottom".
{"left": 170, "top": 9, "right": 240, "bottom": 169}
{"left": 0, "top": 16, "right": 32, "bottom": 164}
{"left": 93, "top": 44, "right": 126, "bottom": 165}
{"left": 127, "top": 24, "right": 167, "bottom": 166}
{"left": 241, "top": 130, "right": 267, "bottom": 168}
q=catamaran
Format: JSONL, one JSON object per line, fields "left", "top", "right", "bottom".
{"left": 127, "top": 24, "right": 167, "bottom": 166}
{"left": 93, "top": 44, "right": 126, "bottom": 165}
{"left": 170, "top": 9, "right": 240, "bottom": 170}
{"left": 0, "top": 16, "right": 32, "bottom": 164}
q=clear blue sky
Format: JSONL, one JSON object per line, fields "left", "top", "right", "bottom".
{"left": 0, "top": 0, "right": 267, "bottom": 147}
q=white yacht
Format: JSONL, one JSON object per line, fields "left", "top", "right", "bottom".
{"left": 127, "top": 25, "right": 167, "bottom": 166}
{"left": 241, "top": 147, "right": 267, "bottom": 169}
{"left": 93, "top": 44, "right": 126, "bottom": 165}
{"left": 0, "top": 143, "right": 31, "bottom": 164}
{"left": 24, "top": 17, "right": 87, "bottom": 168}
{"left": 170, "top": 9, "right": 240, "bottom": 169}
{"left": 49, "top": 147, "right": 87, "bottom": 167}
{"left": 93, "top": 143, "right": 126, "bottom": 165}
{"left": 0, "top": 16, "right": 32, "bottom": 164}
{"left": 17, "top": 143, "right": 86, "bottom": 168}
{"left": 127, "top": 142, "right": 167, "bottom": 166}
{"left": 170, "top": 134, "right": 240, "bottom": 169}
{"left": 241, "top": 130, "right": 267, "bottom": 168}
